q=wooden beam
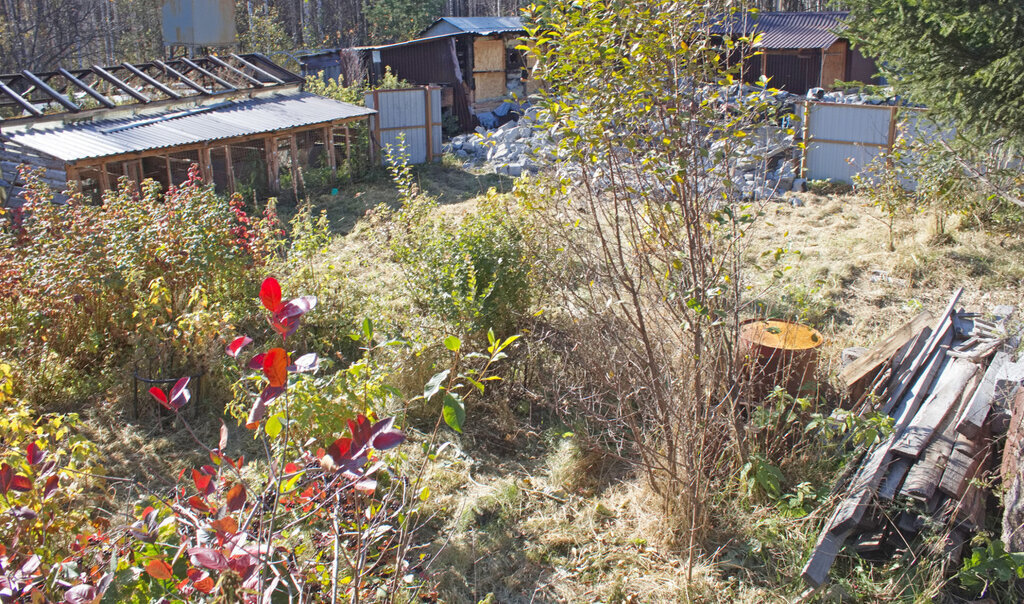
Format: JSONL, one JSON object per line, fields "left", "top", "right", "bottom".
{"left": 228, "top": 54, "right": 284, "bottom": 84}
{"left": 177, "top": 57, "right": 236, "bottom": 91}
{"left": 892, "top": 358, "right": 978, "bottom": 459}
{"left": 840, "top": 310, "right": 935, "bottom": 392}
{"left": 224, "top": 145, "right": 235, "bottom": 193}
{"left": 57, "top": 68, "right": 115, "bottom": 108}
{"left": 324, "top": 126, "right": 337, "bottom": 178}
{"left": 165, "top": 155, "right": 173, "bottom": 187}
{"left": 152, "top": 60, "right": 211, "bottom": 95}
{"left": 957, "top": 352, "right": 1011, "bottom": 438}
{"left": 98, "top": 162, "right": 110, "bottom": 192}
{"left": 91, "top": 65, "right": 151, "bottom": 103}
{"left": 204, "top": 55, "right": 265, "bottom": 87}
{"left": 199, "top": 146, "right": 212, "bottom": 183}
{"left": 425, "top": 86, "right": 434, "bottom": 162}
{"left": 120, "top": 63, "right": 182, "bottom": 99}
{"left": 289, "top": 134, "right": 300, "bottom": 199}
{"left": 20, "top": 70, "right": 79, "bottom": 111}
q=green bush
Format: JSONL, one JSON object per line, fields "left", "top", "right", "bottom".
{"left": 387, "top": 190, "right": 531, "bottom": 335}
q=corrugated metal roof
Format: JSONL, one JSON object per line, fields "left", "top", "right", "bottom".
{"left": 3, "top": 92, "right": 374, "bottom": 162}
{"left": 711, "top": 11, "right": 848, "bottom": 50}
{"left": 425, "top": 16, "right": 524, "bottom": 36}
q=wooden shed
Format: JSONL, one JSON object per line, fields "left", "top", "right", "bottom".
{"left": 715, "top": 11, "right": 880, "bottom": 93}
{"left": 0, "top": 54, "right": 374, "bottom": 204}
{"left": 339, "top": 16, "right": 535, "bottom": 132}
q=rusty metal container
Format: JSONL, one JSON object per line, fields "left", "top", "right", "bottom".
{"left": 740, "top": 319, "right": 824, "bottom": 399}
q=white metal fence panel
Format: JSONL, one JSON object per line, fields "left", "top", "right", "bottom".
{"left": 364, "top": 87, "right": 442, "bottom": 165}
{"left": 803, "top": 103, "right": 895, "bottom": 183}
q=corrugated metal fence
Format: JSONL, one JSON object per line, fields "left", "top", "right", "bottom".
{"left": 364, "top": 87, "right": 442, "bottom": 165}
{"left": 802, "top": 102, "right": 936, "bottom": 184}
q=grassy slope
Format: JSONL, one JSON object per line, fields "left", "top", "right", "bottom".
{"left": 83, "top": 161, "right": 1024, "bottom": 603}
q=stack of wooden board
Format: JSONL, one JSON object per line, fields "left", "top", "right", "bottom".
{"left": 802, "top": 289, "right": 1024, "bottom": 589}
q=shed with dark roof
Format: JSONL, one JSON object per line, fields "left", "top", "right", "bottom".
{"left": 714, "top": 11, "right": 879, "bottom": 93}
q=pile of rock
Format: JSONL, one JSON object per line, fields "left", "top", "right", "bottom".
{"left": 444, "top": 108, "right": 556, "bottom": 177}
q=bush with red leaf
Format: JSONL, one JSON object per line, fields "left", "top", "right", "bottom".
{"left": 0, "top": 166, "right": 283, "bottom": 407}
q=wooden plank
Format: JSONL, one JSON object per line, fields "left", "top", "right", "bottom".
{"left": 883, "top": 291, "right": 963, "bottom": 415}
{"left": 885, "top": 328, "right": 955, "bottom": 418}
{"left": 324, "top": 126, "right": 336, "bottom": 178}
{"left": 801, "top": 527, "right": 853, "bottom": 588}
{"left": 893, "top": 358, "right": 978, "bottom": 459}
{"left": 878, "top": 457, "right": 911, "bottom": 501}
{"left": 938, "top": 428, "right": 988, "bottom": 500}
{"left": 228, "top": 54, "right": 285, "bottom": 84}
{"left": 902, "top": 399, "right": 964, "bottom": 501}
{"left": 956, "top": 352, "right": 1010, "bottom": 438}
{"left": 887, "top": 327, "right": 933, "bottom": 395}
{"left": 841, "top": 311, "right": 934, "bottom": 393}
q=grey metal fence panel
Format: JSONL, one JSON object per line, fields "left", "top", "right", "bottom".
{"left": 365, "top": 86, "right": 443, "bottom": 165}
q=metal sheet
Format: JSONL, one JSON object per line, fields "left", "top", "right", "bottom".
{"left": 365, "top": 87, "right": 442, "bottom": 164}
{"left": 422, "top": 17, "right": 524, "bottom": 37}
{"left": 810, "top": 103, "right": 892, "bottom": 145}
{"left": 712, "top": 11, "right": 847, "bottom": 50}
{"left": 4, "top": 92, "right": 373, "bottom": 162}
{"left": 162, "top": 0, "right": 236, "bottom": 47}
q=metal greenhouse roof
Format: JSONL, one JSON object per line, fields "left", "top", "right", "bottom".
{"left": 1, "top": 91, "right": 374, "bottom": 162}
{"left": 0, "top": 54, "right": 301, "bottom": 123}
{"left": 421, "top": 16, "right": 525, "bottom": 37}
{"left": 711, "top": 11, "right": 849, "bottom": 50}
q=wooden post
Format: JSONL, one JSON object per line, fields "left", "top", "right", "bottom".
{"left": 265, "top": 137, "right": 278, "bottom": 194}
{"left": 99, "top": 162, "right": 110, "bottom": 192}
{"left": 424, "top": 86, "right": 433, "bottom": 162}
{"left": 372, "top": 89, "right": 381, "bottom": 165}
{"left": 165, "top": 155, "right": 173, "bottom": 187}
{"left": 344, "top": 125, "right": 351, "bottom": 163}
{"left": 760, "top": 52, "right": 767, "bottom": 82}
{"left": 289, "top": 134, "right": 300, "bottom": 200}
{"left": 324, "top": 125, "right": 337, "bottom": 178}
{"left": 199, "top": 147, "right": 212, "bottom": 184}
{"left": 224, "top": 145, "right": 236, "bottom": 194}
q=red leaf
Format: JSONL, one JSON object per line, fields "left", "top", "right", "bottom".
{"left": 210, "top": 517, "right": 238, "bottom": 534}
{"left": 371, "top": 430, "right": 405, "bottom": 451}
{"left": 192, "top": 470, "right": 213, "bottom": 496}
{"left": 246, "top": 397, "right": 267, "bottom": 429}
{"left": 26, "top": 442, "right": 45, "bottom": 466}
{"left": 259, "top": 277, "right": 282, "bottom": 312}
{"left": 10, "top": 474, "right": 32, "bottom": 492}
{"left": 148, "top": 387, "right": 169, "bottom": 409}
{"left": 43, "top": 475, "right": 58, "bottom": 500}
{"left": 219, "top": 420, "right": 228, "bottom": 451}
{"left": 284, "top": 462, "right": 300, "bottom": 474}
{"left": 188, "top": 547, "right": 229, "bottom": 571}
{"left": 145, "top": 559, "right": 174, "bottom": 581}
{"left": 225, "top": 335, "right": 253, "bottom": 358}
{"left": 271, "top": 314, "right": 301, "bottom": 340}
{"left": 226, "top": 483, "right": 247, "bottom": 512}
{"left": 187, "top": 569, "right": 215, "bottom": 594}
{"left": 275, "top": 295, "right": 317, "bottom": 320}
{"left": 187, "top": 496, "right": 211, "bottom": 513}
{"left": 169, "top": 377, "right": 191, "bottom": 410}
{"left": 262, "top": 348, "right": 288, "bottom": 387}
{"left": 247, "top": 353, "right": 266, "bottom": 370}
{"left": 0, "top": 462, "right": 11, "bottom": 495}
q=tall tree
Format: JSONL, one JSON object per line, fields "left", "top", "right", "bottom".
{"left": 845, "top": 0, "right": 1024, "bottom": 145}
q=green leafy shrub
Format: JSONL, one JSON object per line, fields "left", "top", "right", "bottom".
{"left": 0, "top": 166, "right": 278, "bottom": 406}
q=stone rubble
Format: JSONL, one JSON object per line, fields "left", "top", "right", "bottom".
{"left": 441, "top": 85, "right": 904, "bottom": 200}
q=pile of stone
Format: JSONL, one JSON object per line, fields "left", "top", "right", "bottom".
{"left": 443, "top": 107, "right": 556, "bottom": 177}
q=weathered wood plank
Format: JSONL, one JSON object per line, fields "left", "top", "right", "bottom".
{"left": 938, "top": 428, "right": 988, "bottom": 500}
{"left": 901, "top": 405, "right": 961, "bottom": 501}
{"left": 840, "top": 310, "right": 934, "bottom": 391}
{"left": 956, "top": 352, "right": 1010, "bottom": 438}
{"left": 801, "top": 528, "right": 853, "bottom": 588}
{"left": 1003, "top": 389, "right": 1024, "bottom": 551}
{"left": 878, "top": 458, "right": 911, "bottom": 501}
{"left": 893, "top": 358, "right": 978, "bottom": 459}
